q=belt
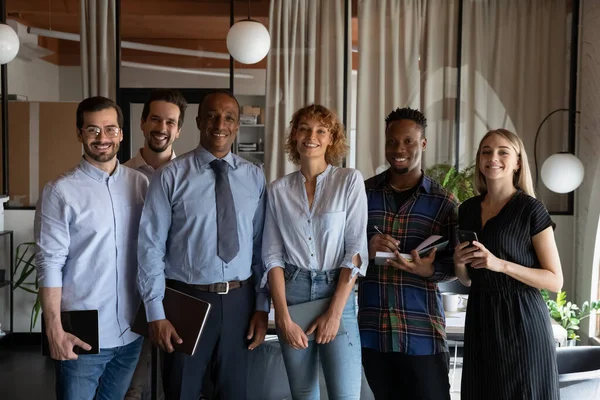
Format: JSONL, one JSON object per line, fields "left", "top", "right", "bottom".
{"left": 178, "top": 278, "right": 252, "bottom": 294}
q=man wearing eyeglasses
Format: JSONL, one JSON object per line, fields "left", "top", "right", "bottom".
{"left": 35, "top": 96, "right": 149, "bottom": 400}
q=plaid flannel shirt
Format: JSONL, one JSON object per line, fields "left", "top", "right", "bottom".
{"left": 358, "top": 171, "right": 459, "bottom": 355}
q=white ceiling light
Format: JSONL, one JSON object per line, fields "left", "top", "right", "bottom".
{"left": 226, "top": 1, "right": 270, "bottom": 64}
{"left": 0, "top": 23, "right": 20, "bottom": 64}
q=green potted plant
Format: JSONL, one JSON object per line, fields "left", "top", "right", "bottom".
{"left": 541, "top": 289, "right": 600, "bottom": 345}
{"left": 425, "top": 163, "right": 476, "bottom": 202}
{"left": 12, "top": 241, "right": 41, "bottom": 332}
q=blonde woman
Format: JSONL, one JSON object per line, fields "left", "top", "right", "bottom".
{"left": 262, "top": 104, "right": 368, "bottom": 399}
{"left": 454, "top": 129, "right": 563, "bottom": 400}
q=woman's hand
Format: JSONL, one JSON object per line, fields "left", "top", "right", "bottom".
{"left": 453, "top": 241, "right": 478, "bottom": 267}
{"left": 468, "top": 241, "right": 506, "bottom": 273}
{"left": 306, "top": 310, "right": 342, "bottom": 344}
{"left": 277, "top": 317, "right": 309, "bottom": 350}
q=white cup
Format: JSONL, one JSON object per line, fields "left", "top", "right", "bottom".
{"left": 442, "top": 292, "right": 460, "bottom": 312}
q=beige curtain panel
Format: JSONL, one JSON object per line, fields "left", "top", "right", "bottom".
{"left": 264, "top": 0, "right": 349, "bottom": 183}
{"left": 80, "top": 0, "right": 117, "bottom": 100}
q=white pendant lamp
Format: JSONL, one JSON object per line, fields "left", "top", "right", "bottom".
{"left": 226, "top": 0, "right": 271, "bottom": 64}
{"left": 0, "top": 23, "right": 19, "bottom": 64}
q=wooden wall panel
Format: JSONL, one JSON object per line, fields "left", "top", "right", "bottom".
{"left": 0, "top": 102, "right": 31, "bottom": 205}
{"left": 38, "top": 103, "right": 82, "bottom": 198}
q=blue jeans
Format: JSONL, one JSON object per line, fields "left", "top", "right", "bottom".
{"left": 278, "top": 264, "right": 362, "bottom": 400}
{"left": 55, "top": 336, "right": 143, "bottom": 400}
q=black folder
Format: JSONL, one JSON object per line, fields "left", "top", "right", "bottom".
{"left": 41, "top": 309, "right": 100, "bottom": 356}
{"left": 132, "top": 287, "right": 212, "bottom": 356}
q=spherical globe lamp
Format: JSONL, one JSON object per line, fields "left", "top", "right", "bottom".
{"left": 0, "top": 24, "right": 19, "bottom": 65}
{"left": 226, "top": 20, "right": 270, "bottom": 65}
{"left": 540, "top": 152, "right": 584, "bottom": 194}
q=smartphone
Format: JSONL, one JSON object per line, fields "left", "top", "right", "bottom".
{"left": 457, "top": 230, "right": 479, "bottom": 246}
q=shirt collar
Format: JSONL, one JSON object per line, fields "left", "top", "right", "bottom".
{"left": 194, "top": 146, "right": 237, "bottom": 169}
{"left": 375, "top": 168, "right": 432, "bottom": 194}
{"left": 297, "top": 164, "right": 333, "bottom": 183}
{"left": 78, "top": 157, "right": 121, "bottom": 182}
{"left": 131, "top": 148, "right": 177, "bottom": 170}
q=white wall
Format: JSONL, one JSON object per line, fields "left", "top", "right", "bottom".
{"left": 59, "top": 66, "right": 267, "bottom": 102}
{"left": 4, "top": 58, "right": 59, "bottom": 102}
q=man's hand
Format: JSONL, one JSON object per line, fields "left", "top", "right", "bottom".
{"left": 246, "top": 311, "right": 268, "bottom": 350}
{"left": 306, "top": 310, "right": 342, "bottom": 344}
{"left": 149, "top": 319, "right": 182, "bottom": 353}
{"left": 368, "top": 234, "right": 400, "bottom": 259}
{"left": 47, "top": 328, "right": 92, "bottom": 361}
{"left": 386, "top": 248, "right": 437, "bottom": 278}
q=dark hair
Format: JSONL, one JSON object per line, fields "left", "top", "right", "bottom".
{"left": 76, "top": 96, "right": 124, "bottom": 130}
{"left": 141, "top": 89, "right": 188, "bottom": 128}
{"left": 199, "top": 90, "right": 241, "bottom": 118}
{"left": 385, "top": 107, "right": 427, "bottom": 136}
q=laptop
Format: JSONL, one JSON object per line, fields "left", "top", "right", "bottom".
{"left": 132, "top": 287, "right": 212, "bottom": 356}
{"left": 287, "top": 297, "right": 345, "bottom": 341}
{"left": 41, "top": 309, "right": 100, "bottom": 356}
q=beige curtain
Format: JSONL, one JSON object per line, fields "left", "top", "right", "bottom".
{"left": 461, "top": 0, "right": 570, "bottom": 210}
{"left": 355, "top": 0, "right": 459, "bottom": 179}
{"left": 80, "top": 0, "right": 116, "bottom": 100}
{"left": 264, "top": 0, "right": 348, "bottom": 183}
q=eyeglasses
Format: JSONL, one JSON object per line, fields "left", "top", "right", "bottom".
{"left": 80, "top": 126, "right": 121, "bottom": 138}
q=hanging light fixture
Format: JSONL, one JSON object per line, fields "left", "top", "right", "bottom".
{"left": 533, "top": 108, "right": 584, "bottom": 194}
{"left": 0, "top": 24, "right": 19, "bottom": 64}
{"left": 226, "top": 0, "right": 271, "bottom": 64}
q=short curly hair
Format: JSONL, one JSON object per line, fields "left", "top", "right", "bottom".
{"left": 385, "top": 107, "right": 427, "bottom": 136}
{"left": 285, "top": 104, "right": 348, "bottom": 166}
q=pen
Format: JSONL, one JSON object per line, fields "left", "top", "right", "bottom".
{"left": 374, "top": 225, "right": 401, "bottom": 251}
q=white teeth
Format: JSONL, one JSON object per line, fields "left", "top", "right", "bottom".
{"left": 394, "top": 158, "right": 407, "bottom": 162}
{"left": 304, "top": 143, "right": 318, "bottom": 148}
{"left": 213, "top": 133, "right": 226, "bottom": 137}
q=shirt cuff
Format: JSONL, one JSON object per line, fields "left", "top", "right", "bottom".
{"left": 146, "top": 300, "right": 166, "bottom": 322}
{"left": 255, "top": 292, "right": 270, "bottom": 313}
{"left": 260, "top": 260, "right": 285, "bottom": 288}
{"left": 38, "top": 269, "right": 63, "bottom": 288}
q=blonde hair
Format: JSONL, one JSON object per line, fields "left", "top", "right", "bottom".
{"left": 285, "top": 104, "right": 348, "bottom": 166}
{"left": 474, "top": 129, "right": 536, "bottom": 198}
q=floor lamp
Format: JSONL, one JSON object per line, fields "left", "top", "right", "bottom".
{"left": 533, "top": 108, "right": 584, "bottom": 194}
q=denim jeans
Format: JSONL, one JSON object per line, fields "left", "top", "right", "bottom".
{"left": 278, "top": 264, "right": 362, "bottom": 400}
{"left": 55, "top": 336, "right": 143, "bottom": 400}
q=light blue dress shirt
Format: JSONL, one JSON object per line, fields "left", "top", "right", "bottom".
{"left": 35, "top": 158, "right": 149, "bottom": 349}
{"left": 261, "top": 165, "right": 369, "bottom": 286}
{"left": 137, "top": 146, "right": 268, "bottom": 322}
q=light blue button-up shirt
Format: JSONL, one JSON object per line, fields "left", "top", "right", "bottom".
{"left": 35, "top": 158, "right": 149, "bottom": 348}
{"left": 137, "top": 146, "right": 268, "bottom": 322}
{"left": 262, "top": 165, "right": 369, "bottom": 286}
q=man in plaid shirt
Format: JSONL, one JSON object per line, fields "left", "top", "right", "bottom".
{"left": 358, "top": 107, "right": 458, "bottom": 400}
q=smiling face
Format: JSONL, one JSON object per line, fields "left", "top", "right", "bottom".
{"left": 196, "top": 93, "right": 240, "bottom": 158}
{"left": 293, "top": 117, "right": 333, "bottom": 162}
{"left": 385, "top": 119, "right": 426, "bottom": 175}
{"left": 78, "top": 107, "right": 123, "bottom": 164}
{"left": 140, "top": 100, "right": 181, "bottom": 153}
{"left": 477, "top": 133, "right": 521, "bottom": 185}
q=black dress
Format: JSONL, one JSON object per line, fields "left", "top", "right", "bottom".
{"left": 458, "top": 190, "right": 559, "bottom": 400}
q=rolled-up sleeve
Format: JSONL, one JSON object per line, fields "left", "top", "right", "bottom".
{"left": 261, "top": 189, "right": 286, "bottom": 289}
{"left": 137, "top": 171, "right": 173, "bottom": 322}
{"left": 340, "top": 170, "right": 369, "bottom": 278}
{"left": 34, "top": 185, "right": 70, "bottom": 288}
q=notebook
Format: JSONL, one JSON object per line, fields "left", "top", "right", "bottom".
{"left": 132, "top": 287, "right": 212, "bottom": 356}
{"left": 375, "top": 235, "right": 449, "bottom": 265}
{"left": 41, "top": 309, "right": 100, "bottom": 356}
{"left": 287, "top": 297, "right": 345, "bottom": 341}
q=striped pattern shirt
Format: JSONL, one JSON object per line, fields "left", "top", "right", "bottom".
{"left": 358, "top": 171, "right": 459, "bottom": 355}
